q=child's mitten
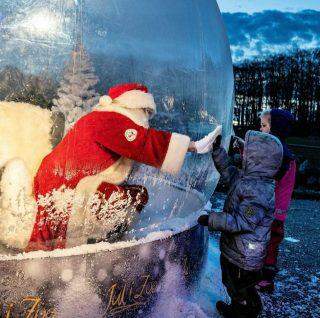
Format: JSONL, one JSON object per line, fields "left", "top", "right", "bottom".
{"left": 212, "top": 135, "right": 222, "bottom": 151}
{"left": 231, "top": 135, "right": 244, "bottom": 153}
{"left": 198, "top": 214, "right": 209, "bottom": 226}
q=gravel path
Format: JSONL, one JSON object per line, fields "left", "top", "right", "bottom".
{"left": 261, "top": 199, "right": 320, "bottom": 318}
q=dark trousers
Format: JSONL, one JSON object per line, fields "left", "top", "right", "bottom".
{"left": 220, "top": 255, "right": 262, "bottom": 317}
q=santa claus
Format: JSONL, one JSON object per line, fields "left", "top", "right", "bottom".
{"left": 24, "top": 83, "right": 220, "bottom": 252}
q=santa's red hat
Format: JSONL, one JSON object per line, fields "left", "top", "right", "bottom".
{"left": 99, "top": 83, "right": 156, "bottom": 113}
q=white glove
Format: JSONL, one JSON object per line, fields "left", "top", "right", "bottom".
{"left": 195, "top": 125, "right": 222, "bottom": 154}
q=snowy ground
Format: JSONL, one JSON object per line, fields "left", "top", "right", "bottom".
{"left": 197, "top": 196, "right": 320, "bottom": 318}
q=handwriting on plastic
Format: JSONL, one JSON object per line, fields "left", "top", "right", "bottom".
{"left": 106, "top": 274, "right": 158, "bottom": 315}
{"left": 0, "top": 296, "right": 56, "bottom": 318}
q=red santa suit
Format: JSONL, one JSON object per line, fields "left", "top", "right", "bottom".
{"left": 26, "top": 83, "right": 190, "bottom": 252}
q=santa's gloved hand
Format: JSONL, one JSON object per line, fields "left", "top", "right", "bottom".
{"left": 195, "top": 125, "right": 222, "bottom": 154}
{"left": 231, "top": 135, "right": 244, "bottom": 154}
{"left": 198, "top": 214, "right": 209, "bottom": 226}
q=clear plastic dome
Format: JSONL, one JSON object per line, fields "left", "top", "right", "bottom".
{"left": 0, "top": 0, "right": 233, "bottom": 251}
{"left": 0, "top": 1, "right": 233, "bottom": 316}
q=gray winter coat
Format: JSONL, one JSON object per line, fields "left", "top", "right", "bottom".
{"left": 209, "top": 130, "right": 283, "bottom": 271}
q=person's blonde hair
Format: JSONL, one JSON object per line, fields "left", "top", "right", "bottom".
{"left": 259, "top": 109, "right": 271, "bottom": 124}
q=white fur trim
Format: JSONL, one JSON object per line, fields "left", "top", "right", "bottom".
{"left": 99, "top": 95, "right": 112, "bottom": 107}
{"left": 161, "top": 133, "right": 190, "bottom": 175}
{"left": 93, "top": 103, "right": 150, "bottom": 128}
{"left": 114, "top": 90, "right": 157, "bottom": 112}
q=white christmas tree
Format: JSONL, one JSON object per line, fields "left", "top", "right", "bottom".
{"left": 53, "top": 44, "right": 99, "bottom": 133}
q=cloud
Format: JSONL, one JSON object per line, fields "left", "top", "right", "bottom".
{"left": 222, "top": 10, "right": 320, "bottom": 62}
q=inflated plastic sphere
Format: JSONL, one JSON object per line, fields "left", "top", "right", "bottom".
{"left": 0, "top": 1, "right": 233, "bottom": 316}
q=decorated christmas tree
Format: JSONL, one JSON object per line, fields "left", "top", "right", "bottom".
{"left": 53, "top": 44, "right": 99, "bottom": 133}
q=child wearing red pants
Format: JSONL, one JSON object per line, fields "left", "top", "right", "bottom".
{"left": 258, "top": 109, "right": 296, "bottom": 293}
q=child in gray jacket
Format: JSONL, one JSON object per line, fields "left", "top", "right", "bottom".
{"left": 198, "top": 130, "right": 283, "bottom": 318}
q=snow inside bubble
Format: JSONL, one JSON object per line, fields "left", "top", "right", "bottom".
{"left": 61, "top": 268, "right": 74, "bottom": 282}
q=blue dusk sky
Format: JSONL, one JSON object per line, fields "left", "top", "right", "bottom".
{"left": 217, "top": 0, "right": 320, "bottom": 62}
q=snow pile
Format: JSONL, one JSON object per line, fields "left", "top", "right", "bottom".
{"left": 0, "top": 176, "right": 206, "bottom": 259}
{"left": 284, "top": 237, "right": 300, "bottom": 243}
{"left": 0, "top": 230, "right": 174, "bottom": 261}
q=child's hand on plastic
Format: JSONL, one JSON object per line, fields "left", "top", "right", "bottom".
{"left": 231, "top": 135, "right": 244, "bottom": 153}
{"left": 212, "top": 135, "right": 222, "bottom": 151}
{"left": 197, "top": 214, "right": 209, "bottom": 226}
{"left": 194, "top": 125, "right": 222, "bottom": 154}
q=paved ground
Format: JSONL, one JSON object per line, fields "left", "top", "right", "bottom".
{"left": 261, "top": 199, "right": 320, "bottom": 318}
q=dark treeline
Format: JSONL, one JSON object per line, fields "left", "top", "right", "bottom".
{"left": 234, "top": 49, "right": 320, "bottom": 136}
{"left": 2, "top": 48, "right": 320, "bottom": 138}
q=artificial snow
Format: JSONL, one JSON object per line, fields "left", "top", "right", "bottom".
{"left": 56, "top": 263, "right": 103, "bottom": 318}
{"left": 0, "top": 230, "right": 172, "bottom": 261}
{"left": 0, "top": 204, "right": 203, "bottom": 261}
{"left": 61, "top": 268, "right": 74, "bottom": 282}
{"left": 150, "top": 261, "right": 208, "bottom": 318}
{"left": 0, "top": 158, "right": 37, "bottom": 249}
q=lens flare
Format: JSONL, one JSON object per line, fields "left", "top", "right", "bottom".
{"left": 21, "top": 10, "right": 61, "bottom": 38}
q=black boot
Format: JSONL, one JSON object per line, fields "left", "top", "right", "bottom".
{"left": 232, "top": 301, "right": 261, "bottom": 318}
{"left": 255, "top": 279, "right": 275, "bottom": 294}
{"left": 216, "top": 301, "right": 234, "bottom": 318}
{"left": 256, "top": 265, "right": 278, "bottom": 294}
{"left": 217, "top": 300, "right": 262, "bottom": 318}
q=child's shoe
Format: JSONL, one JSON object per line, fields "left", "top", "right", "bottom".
{"left": 216, "top": 301, "right": 233, "bottom": 318}
{"left": 255, "top": 279, "right": 275, "bottom": 293}
{"left": 216, "top": 300, "right": 260, "bottom": 318}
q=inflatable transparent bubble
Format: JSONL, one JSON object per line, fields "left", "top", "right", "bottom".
{"left": 0, "top": 0, "right": 233, "bottom": 244}
{"left": 0, "top": 0, "right": 233, "bottom": 316}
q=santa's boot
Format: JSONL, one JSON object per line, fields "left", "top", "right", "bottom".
{"left": 124, "top": 184, "right": 149, "bottom": 212}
